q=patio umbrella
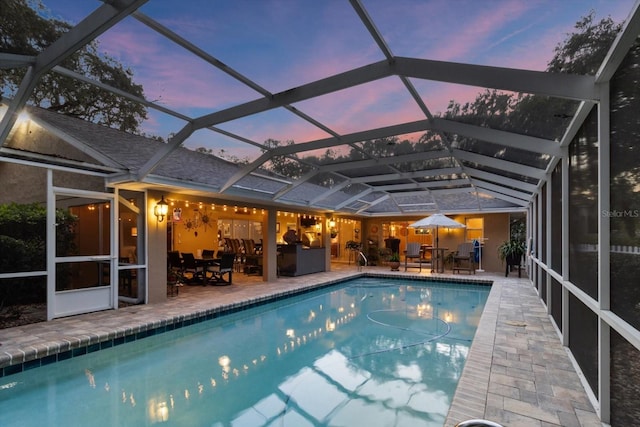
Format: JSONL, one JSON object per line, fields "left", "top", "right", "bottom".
{"left": 408, "top": 213, "right": 465, "bottom": 248}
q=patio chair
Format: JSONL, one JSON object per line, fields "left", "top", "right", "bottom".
{"left": 242, "top": 238, "right": 262, "bottom": 275}
{"left": 207, "top": 252, "right": 235, "bottom": 285}
{"left": 181, "top": 252, "right": 206, "bottom": 284}
{"left": 225, "top": 238, "right": 244, "bottom": 272}
{"left": 167, "top": 250, "right": 182, "bottom": 269}
{"left": 404, "top": 242, "right": 423, "bottom": 272}
{"left": 202, "top": 249, "right": 215, "bottom": 259}
{"left": 452, "top": 242, "right": 476, "bottom": 274}
{"left": 118, "top": 257, "right": 135, "bottom": 294}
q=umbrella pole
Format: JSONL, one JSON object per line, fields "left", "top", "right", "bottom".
{"left": 434, "top": 226, "right": 439, "bottom": 274}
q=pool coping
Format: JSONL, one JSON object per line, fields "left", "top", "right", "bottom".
{"left": 445, "top": 277, "right": 502, "bottom": 425}
{"left": 1, "top": 272, "right": 491, "bottom": 377}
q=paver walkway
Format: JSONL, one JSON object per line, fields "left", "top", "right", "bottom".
{"left": 0, "top": 265, "right": 601, "bottom": 426}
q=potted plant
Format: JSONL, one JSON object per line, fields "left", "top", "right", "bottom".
{"left": 498, "top": 225, "right": 526, "bottom": 277}
{"left": 498, "top": 239, "right": 525, "bottom": 263}
{"left": 388, "top": 252, "right": 401, "bottom": 271}
{"left": 167, "top": 267, "right": 185, "bottom": 296}
{"left": 345, "top": 240, "right": 361, "bottom": 251}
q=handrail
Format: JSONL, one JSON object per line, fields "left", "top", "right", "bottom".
{"left": 455, "top": 420, "right": 504, "bottom": 427}
{"left": 357, "top": 251, "right": 367, "bottom": 271}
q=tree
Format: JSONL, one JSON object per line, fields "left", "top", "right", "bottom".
{"left": 0, "top": 0, "right": 147, "bottom": 133}
{"left": 547, "top": 12, "right": 621, "bottom": 75}
{"left": 260, "top": 138, "right": 309, "bottom": 179}
{"left": 195, "top": 146, "right": 251, "bottom": 164}
{"left": 440, "top": 14, "right": 625, "bottom": 175}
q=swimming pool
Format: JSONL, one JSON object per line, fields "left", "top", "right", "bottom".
{"left": 0, "top": 277, "right": 490, "bottom": 426}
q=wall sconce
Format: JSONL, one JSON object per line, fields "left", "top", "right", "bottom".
{"left": 329, "top": 219, "right": 336, "bottom": 228}
{"left": 154, "top": 195, "right": 169, "bottom": 222}
{"left": 131, "top": 227, "right": 138, "bottom": 237}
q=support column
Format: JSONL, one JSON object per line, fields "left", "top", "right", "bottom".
{"left": 264, "top": 208, "right": 278, "bottom": 281}
{"left": 597, "top": 82, "right": 611, "bottom": 423}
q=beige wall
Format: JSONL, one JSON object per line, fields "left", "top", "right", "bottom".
{"left": 169, "top": 206, "right": 221, "bottom": 255}
{"left": 1, "top": 119, "right": 109, "bottom": 205}
{"left": 147, "top": 192, "right": 169, "bottom": 303}
{"left": 167, "top": 201, "right": 267, "bottom": 256}
{"left": 0, "top": 162, "right": 48, "bottom": 204}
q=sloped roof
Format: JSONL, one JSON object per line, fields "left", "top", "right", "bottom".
{"left": 23, "top": 105, "right": 338, "bottom": 209}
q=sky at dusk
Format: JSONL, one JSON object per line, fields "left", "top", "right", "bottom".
{"left": 38, "top": 0, "right": 635, "bottom": 159}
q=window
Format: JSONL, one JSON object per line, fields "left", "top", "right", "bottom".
{"left": 465, "top": 217, "right": 484, "bottom": 242}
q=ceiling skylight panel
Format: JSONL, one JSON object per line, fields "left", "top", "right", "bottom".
{"left": 233, "top": 174, "right": 287, "bottom": 195}
{"left": 411, "top": 81, "right": 582, "bottom": 144}
{"left": 478, "top": 195, "right": 524, "bottom": 209}
{"left": 452, "top": 138, "right": 552, "bottom": 170}
{"left": 181, "top": 128, "right": 264, "bottom": 163}
{"left": 365, "top": 198, "right": 400, "bottom": 214}
{"left": 431, "top": 192, "right": 480, "bottom": 211}
{"left": 297, "top": 143, "right": 356, "bottom": 164}
{"left": 440, "top": 92, "right": 580, "bottom": 142}
{"left": 261, "top": 156, "right": 313, "bottom": 181}
{"left": 307, "top": 173, "right": 348, "bottom": 190}
{"left": 339, "top": 164, "right": 395, "bottom": 179}
{"left": 392, "top": 157, "right": 457, "bottom": 174}
{"left": 352, "top": 131, "right": 443, "bottom": 158}
{"left": 460, "top": 160, "right": 539, "bottom": 185}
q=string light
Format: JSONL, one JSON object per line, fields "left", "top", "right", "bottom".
{"left": 150, "top": 200, "right": 349, "bottom": 224}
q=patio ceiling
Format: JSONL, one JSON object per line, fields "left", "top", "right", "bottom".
{"left": 1, "top": 0, "right": 639, "bottom": 216}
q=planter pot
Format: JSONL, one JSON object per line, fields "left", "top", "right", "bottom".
{"left": 506, "top": 253, "right": 522, "bottom": 265}
{"left": 505, "top": 253, "right": 523, "bottom": 277}
{"left": 389, "top": 261, "right": 400, "bottom": 271}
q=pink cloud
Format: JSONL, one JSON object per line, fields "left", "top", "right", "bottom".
{"left": 99, "top": 25, "right": 257, "bottom": 112}
{"left": 428, "top": 0, "right": 536, "bottom": 63}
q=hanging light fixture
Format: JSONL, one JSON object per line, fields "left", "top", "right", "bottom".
{"left": 154, "top": 196, "right": 169, "bottom": 222}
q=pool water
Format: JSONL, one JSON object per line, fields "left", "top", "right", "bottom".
{"left": 0, "top": 277, "right": 490, "bottom": 426}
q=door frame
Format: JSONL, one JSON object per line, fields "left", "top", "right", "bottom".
{"left": 47, "top": 179, "right": 118, "bottom": 320}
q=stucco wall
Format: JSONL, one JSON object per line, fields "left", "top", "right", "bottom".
{"left": 0, "top": 119, "right": 106, "bottom": 204}
{"left": 147, "top": 192, "right": 169, "bottom": 303}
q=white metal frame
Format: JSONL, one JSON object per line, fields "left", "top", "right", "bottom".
{"left": 47, "top": 172, "right": 118, "bottom": 320}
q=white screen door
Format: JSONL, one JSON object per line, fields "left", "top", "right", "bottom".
{"left": 49, "top": 188, "right": 116, "bottom": 320}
